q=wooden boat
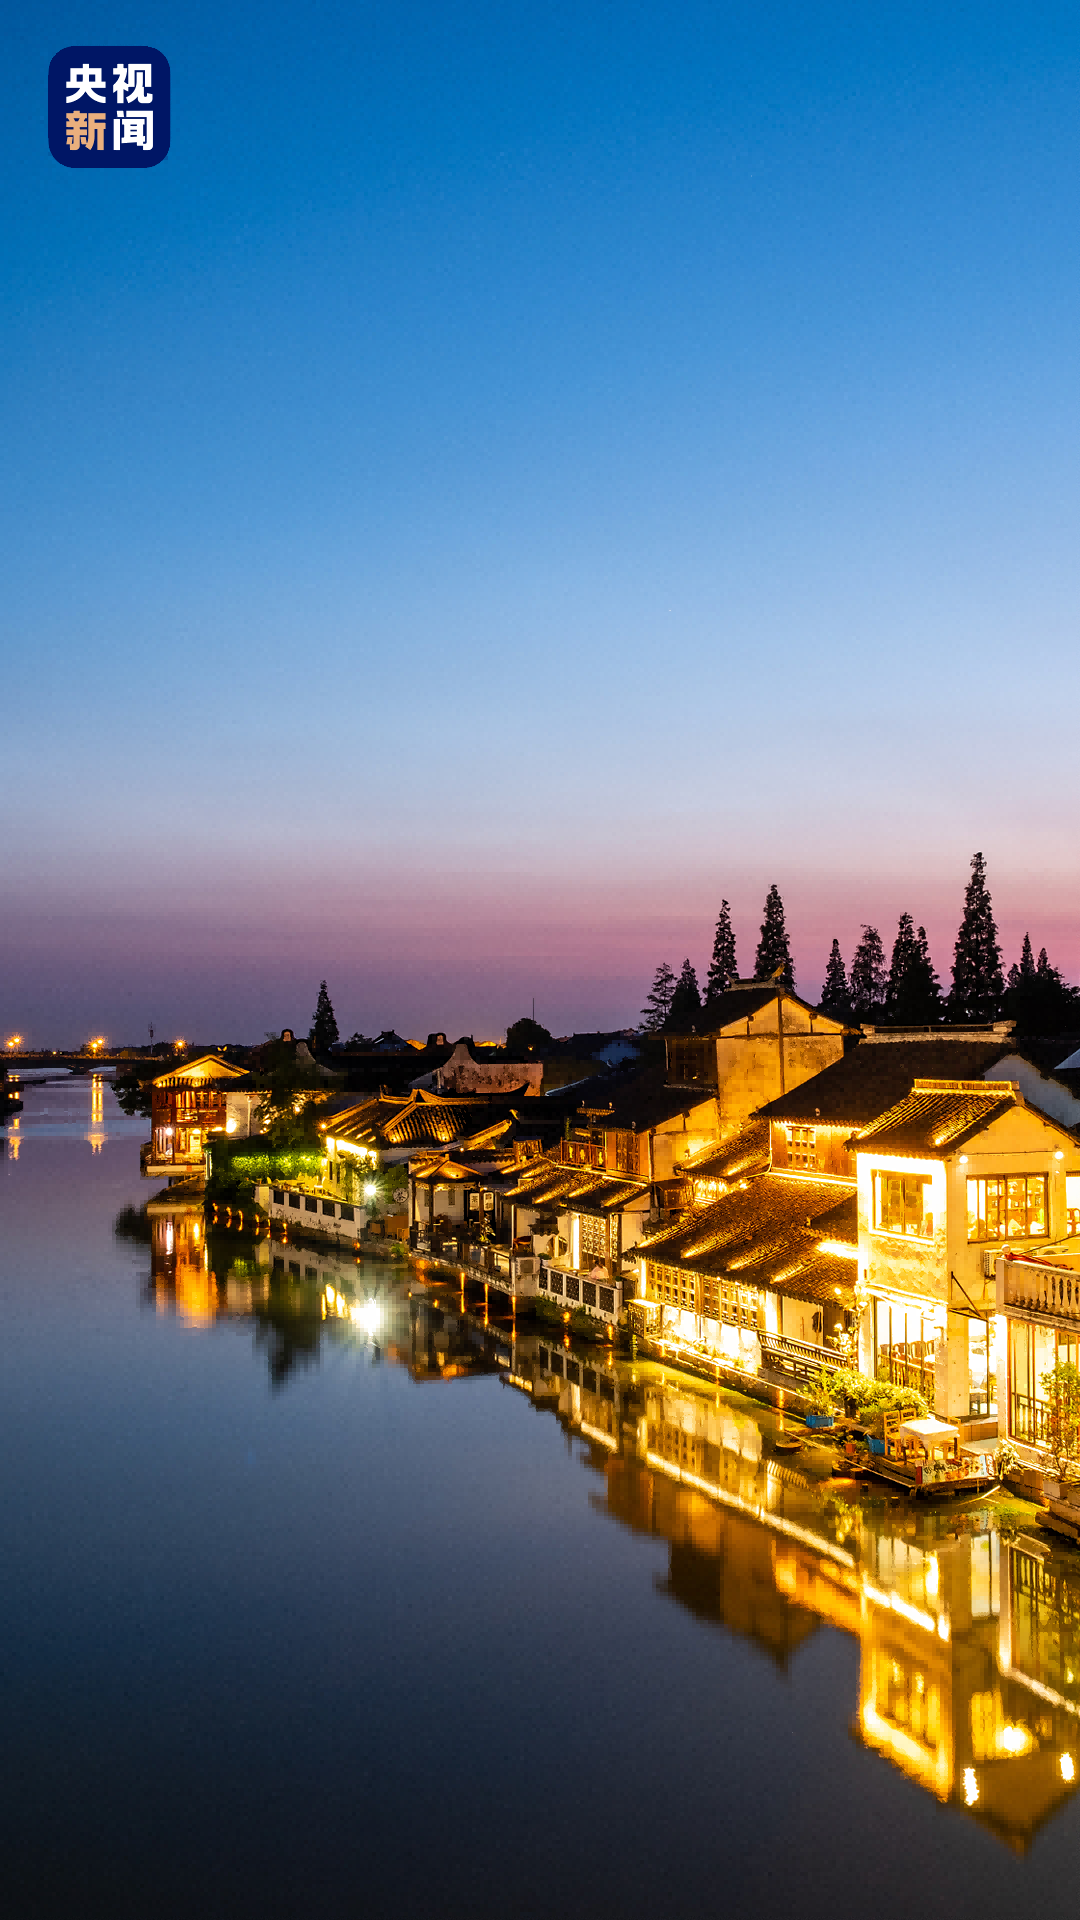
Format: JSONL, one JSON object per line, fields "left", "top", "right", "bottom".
{"left": 857, "top": 1416, "right": 995, "bottom": 1498}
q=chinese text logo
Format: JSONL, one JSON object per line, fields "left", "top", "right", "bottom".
{"left": 49, "top": 47, "right": 170, "bottom": 168}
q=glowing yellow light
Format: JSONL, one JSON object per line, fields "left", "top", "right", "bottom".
{"left": 6, "top": 1034, "right": 22, "bottom": 1049}
{"left": 998, "top": 1724, "right": 1033, "bottom": 1756}
{"left": 963, "top": 1768, "right": 979, "bottom": 1806}
{"left": 1061, "top": 1753, "right": 1075, "bottom": 1783}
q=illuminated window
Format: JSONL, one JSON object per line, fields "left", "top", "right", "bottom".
{"left": 1067, "top": 1173, "right": 1080, "bottom": 1235}
{"left": 787, "top": 1126, "right": 816, "bottom": 1169}
{"left": 873, "top": 1171, "right": 932, "bottom": 1238}
{"left": 967, "top": 1174, "right": 1048, "bottom": 1242}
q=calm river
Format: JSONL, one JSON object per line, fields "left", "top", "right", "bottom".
{"left": 3, "top": 1074, "right": 1080, "bottom": 1917}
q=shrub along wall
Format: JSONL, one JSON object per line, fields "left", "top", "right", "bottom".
{"left": 206, "top": 1135, "right": 323, "bottom": 1199}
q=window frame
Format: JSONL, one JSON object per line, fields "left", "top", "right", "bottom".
{"left": 966, "top": 1172, "right": 1049, "bottom": 1243}
{"left": 872, "top": 1169, "right": 933, "bottom": 1239}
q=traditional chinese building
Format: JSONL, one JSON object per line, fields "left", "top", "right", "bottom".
{"left": 147, "top": 1054, "right": 260, "bottom": 1175}
{"left": 850, "top": 1079, "right": 1080, "bottom": 1420}
{"left": 663, "top": 981, "right": 847, "bottom": 1136}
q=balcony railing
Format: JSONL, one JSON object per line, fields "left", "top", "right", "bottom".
{"left": 1003, "top": 1260, "right": 1080, "bottom": 1325}
{"left": 757, "top": 1331, "right": 844, "bottom": 1387}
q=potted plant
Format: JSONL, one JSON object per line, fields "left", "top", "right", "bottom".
{"left": 805, "top": 1368, "right": 836, "bottom": 1429}
{"left": 1040, "top": 1359, "right": 1080, "bottom": 1501}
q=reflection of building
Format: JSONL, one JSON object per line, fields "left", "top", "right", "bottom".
{"left": 501, "top": 1334, "right": 1080, "bottom": 1851}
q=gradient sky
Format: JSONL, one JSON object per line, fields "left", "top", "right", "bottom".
{"left": 4, "top": 3, "right": 1080, "bottom": 1045}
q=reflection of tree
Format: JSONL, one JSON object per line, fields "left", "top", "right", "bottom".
{"left": 251, "top": 1276, "right": 325, "bottom": 1391}
{"left": 114, "top": 1202, "right": 153, "bottom": 1243}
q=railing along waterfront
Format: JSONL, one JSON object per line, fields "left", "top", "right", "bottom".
{"left": 758, "top": 1330, "right": 843, "bottom": 1387}
{"left": 1004, "top": 1258, "right": 1080, "bottom": 1325}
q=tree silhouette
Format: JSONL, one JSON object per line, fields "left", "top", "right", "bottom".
{"left": 884, "top": 914, "right": 942, "bottom": 1024}
{"left": 505, "top": 1017, "right": 552, "bottom": 1055}
{"left": 641, "top": 961, "right": 677, "bottom": 1032}
{"left": 668, "top": 958, "right": 702, "bottom": 1032}
{"left": 949, "top": 853, "right": 1004, "bottom": 1022}
{"left": 819, "top": 939, "right": 851, "bottom": 1019}
{"left": 753, "top": 885, "right": 794, "bottom": 989}
{"left": 309, "top": 981, "right": 339, "bottom": 1053}
{"left": 850, "top": 926, "right": 887, "bottom": 1020}
{"left": 704, "top": 899, "right": 737, "bottom": 1008}
{"left": 1004, "top": 935, "right": 1080, "bottom": 1034}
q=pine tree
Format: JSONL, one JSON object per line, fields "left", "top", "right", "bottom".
{"left": 1006, "top": 932, "right": 1037, "bottom": 993}
{"left": 309, "top": 980, "right": 339, "bottom": 1053}
{"left": 753, "top": 884, "right": 794, "bottom": 989}
{"left": 668, "top": 958, "right": 702, "bottom": 1032}
{"left": 850, "top": 926, "right": 887, "bottom": 1020}
{"left": 949, "top": 852, "right": 1004, "bottom": 1022}
{"left": 704, "top": 899, "right": 737, "bottom": 1008}
{"left": 819, "top": 939, "right": 851, "bottom": 1018}
{"left": 884, "top": 914, "right": 941, "bottom": 1024}
{"left": 1004, "top": 935, "right": 1079, "bottom": 1033}
{"left": 641, "top": 961, "right": 677, "bottom": 1033}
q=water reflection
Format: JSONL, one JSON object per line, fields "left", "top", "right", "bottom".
{"left": 123, "top": 1199, "right": 1080, "bottom": 1855}
{"left": 126, "top": 1204, "right": 498, "bottom": 1391}
{"left": 85, "top": 1072, "right": 106, "bottom": 1153}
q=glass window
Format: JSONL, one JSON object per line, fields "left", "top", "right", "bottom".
{"left": 787, "top": 1126, "right": 816, "bottom": 1169}
{"left": 873, "top": 1171, "right": 932, "bottom": 1237}
{"left": 1067, "top": 1173, "right": 1080, "bottom": 1234}
{"left": 967, "top": 1174, "right": 1048, "bottom": 1241}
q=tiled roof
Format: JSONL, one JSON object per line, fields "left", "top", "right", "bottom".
{"left": 682, "top": 1116, "right": 771, "bottom": 1183}
{"left": 502, "top": 1158, "right": 650, "bottom": 1213}
{"left": 849, "top": 1079, "right": 1019, "bottom": 1156}
{"left": 636, "top": 1174, "right": 857, "bottom": 1306}
{"left": 759, "top": 1036, "right": 1013, "bottom": 1128}
{"left": 555, "top": 1064, "right": 714, "bottom": 1133}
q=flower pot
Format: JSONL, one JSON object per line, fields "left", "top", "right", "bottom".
{"left": 1043, "top": 1476, "right": 1063, "bottom": 1501}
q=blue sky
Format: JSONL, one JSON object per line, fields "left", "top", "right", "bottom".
{"left": 4, "top": 3, "right": 1080, "bottom": 1044}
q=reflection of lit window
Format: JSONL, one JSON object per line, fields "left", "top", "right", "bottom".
{"left": 963, "top": 1768, "right": 979, "bottom": 1806}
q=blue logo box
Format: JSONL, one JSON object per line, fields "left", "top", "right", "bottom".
{"left": 49, "top": 47, "right": 170, "bottom": 168}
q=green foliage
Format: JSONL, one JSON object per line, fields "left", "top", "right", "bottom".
{"left": 505, "top": 1017, "right": 553, "bottom": 1055}
{"left": 994, "top": 1438, "right": 1021, "bottom": 1480}
{"left": 205, "top": 1135, "right": 322, "bottom": 1199}
{"left": 1040, "top": 1360, "right": 1080, "bottom": 1483}
{"left": 824, "top": 1365, "right": 928, "bottom": 1419}
{"left": 949, "top": 851, "right": 1005, "bottom": 1022}
{"left": 753, "top": 884, "right": 794, "bottom": 989}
